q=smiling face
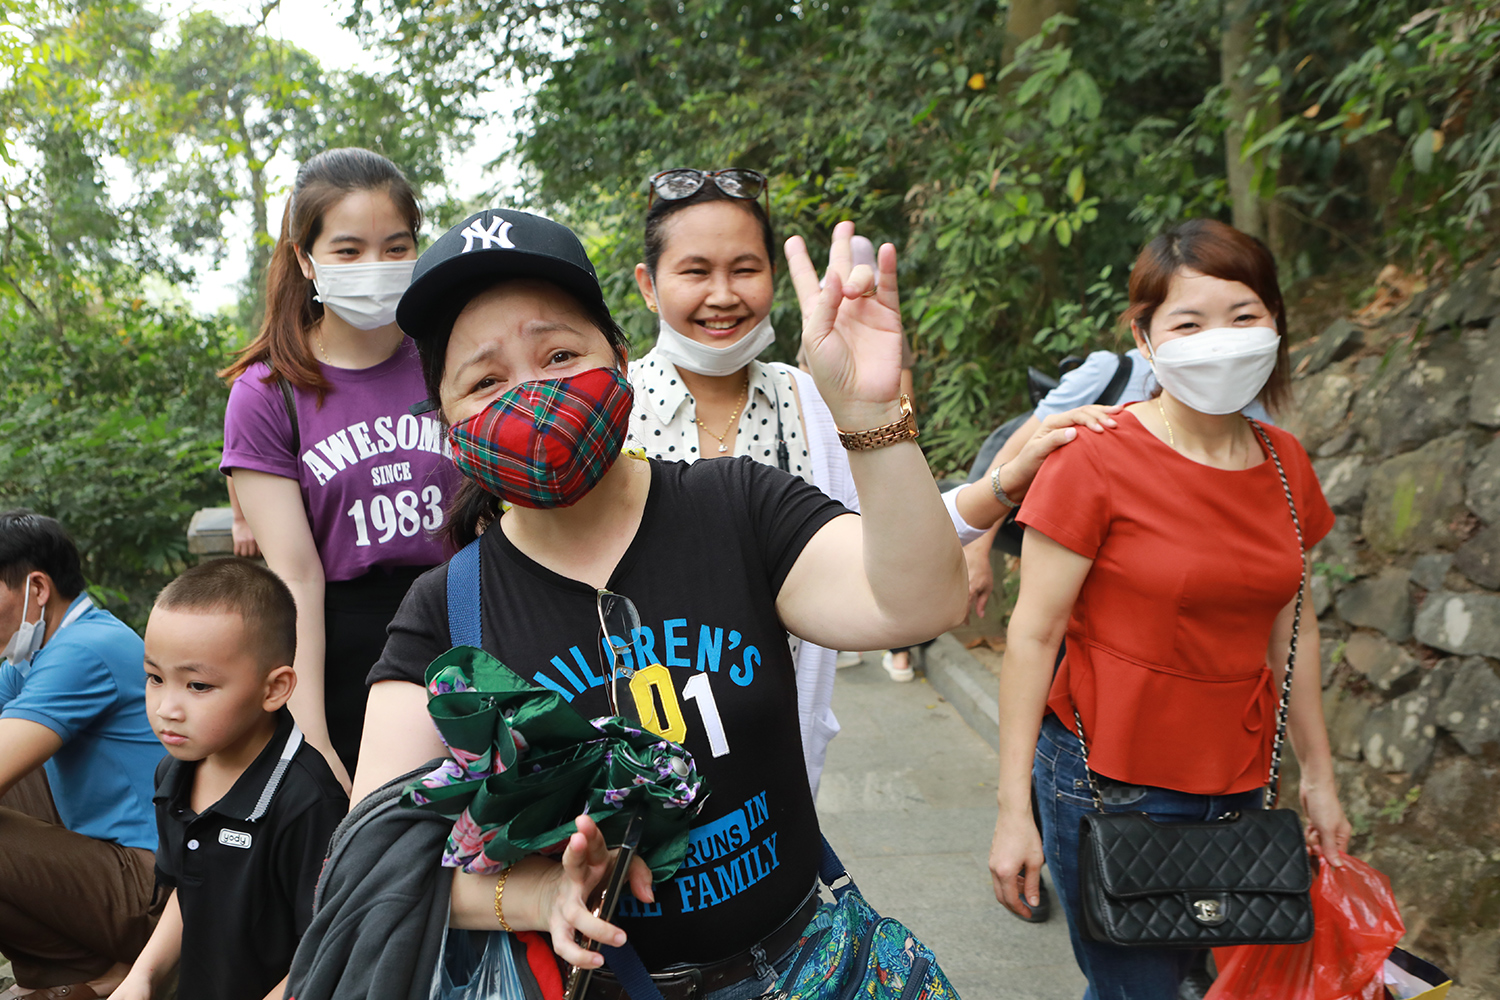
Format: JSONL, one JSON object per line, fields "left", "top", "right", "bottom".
{"left": 143, "top": 608, "right": 292, "bottom": 762}
{"left": 296, "top": 187, "right": 416, "bottom": 275}
{"left": 438, "top": 279, "right": 624, "bottom": 427}
{"left": 635, "top": 200, "right": 774, "bottom": 348}
{"left": 1132, "top": 267, "right": 1277, "bottom": 354}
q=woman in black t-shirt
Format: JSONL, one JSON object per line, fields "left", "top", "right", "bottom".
{"left": 351, "top": 208, "right": 1094, "bottom": 998}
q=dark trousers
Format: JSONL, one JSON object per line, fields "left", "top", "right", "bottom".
{"left": 1033, "top": 714, "right": 1264, "bottom": 999}
{"left": 323, "top": 565, "right": 429, "bottom": 774}
{"left": 0, "top": 807, "right": 161, "bottom": 987}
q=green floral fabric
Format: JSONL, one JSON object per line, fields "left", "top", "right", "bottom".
{"left": 400, "top": 646, "right": 708, "bottom": 879}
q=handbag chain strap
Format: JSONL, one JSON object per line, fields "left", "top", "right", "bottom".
{"left": 1070, "top": 417, "right": 1306, "bottom": 813}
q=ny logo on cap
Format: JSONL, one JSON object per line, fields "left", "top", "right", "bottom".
{"left": 459, "top": 216, "right": 516, "bottom": 253}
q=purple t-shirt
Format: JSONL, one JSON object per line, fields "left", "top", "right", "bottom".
{"left": 221, "top": 339, "right": 460, "bottom": 581}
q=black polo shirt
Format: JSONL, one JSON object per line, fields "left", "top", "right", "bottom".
{"left": 154, "top": 708, "right": 348, "bottom": 1000}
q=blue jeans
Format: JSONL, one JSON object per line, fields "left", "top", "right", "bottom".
{"left": 1034, "top": 714, "right": 1266, "bottom": 1000}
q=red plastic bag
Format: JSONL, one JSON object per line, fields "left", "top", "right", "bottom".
{"left": 1204, "top": 856, "right": 1405, "bottom": 1000}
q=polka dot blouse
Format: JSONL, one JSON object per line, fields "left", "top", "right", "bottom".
{"left": 626, "top": 349, "right": 814, "bottom": 485}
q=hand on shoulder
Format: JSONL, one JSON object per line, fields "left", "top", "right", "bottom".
{"left": 1000, "top": 403, "right": 1124, "bottom": 501}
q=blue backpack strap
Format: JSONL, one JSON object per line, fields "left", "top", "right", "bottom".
{"left": 446, "top": 539, "right": 483, "bottom": 648}
{"left": 599, "top": 943, "right": 667, "bottom": 1000}
{"left": 446, "top": 539, "right": 666, "bottom": 998}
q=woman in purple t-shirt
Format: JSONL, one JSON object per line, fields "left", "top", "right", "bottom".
{"left": 219, "top": 148, "right": 459, "bottom": 785}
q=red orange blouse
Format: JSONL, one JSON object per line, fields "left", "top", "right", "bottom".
{"left": 1018, "top": 412, "right": 1334, "bottom": 795}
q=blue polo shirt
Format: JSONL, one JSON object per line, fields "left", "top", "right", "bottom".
{"left": 0, "top": 595, "right": 161, "bottom": 849}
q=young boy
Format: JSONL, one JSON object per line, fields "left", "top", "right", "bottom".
{"left": 115, "top": 559, "right": 347, "bottom": 1000}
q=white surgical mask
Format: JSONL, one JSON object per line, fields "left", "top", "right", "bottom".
{"left": 1144, "top": 326, "right": 1280, "bottom": 415}
{"left": 2, "top": 586, "right": 45, "bottom": 669}
{"left": 652, "top": 315, "right": 776, "bottom": 377}
{"left": 311, "top": 260, "right": 416, "bottom": 331}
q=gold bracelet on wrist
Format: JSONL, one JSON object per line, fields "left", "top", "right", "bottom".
{"left": 493, "top": 863, "right": 515, "bottom": 932}
{"left": 836, "top": 394, "right": 919, "bottom": 451}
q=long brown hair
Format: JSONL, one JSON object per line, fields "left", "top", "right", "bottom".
{"left": 1120, "top": 219, "right": 1291, "bottom": 415}
{"left": 219, "top": 148, "right": 422, "bottom": 403}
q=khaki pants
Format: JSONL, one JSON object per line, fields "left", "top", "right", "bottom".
{"left": 0, "top": 807, "right": 161, "bottom": 988}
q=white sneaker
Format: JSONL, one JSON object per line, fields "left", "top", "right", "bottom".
{"left": 882, "top": 650, "right": 915, "bottom": 682}
{"left": 835, "top": 651, "right": 863, "bottom": 668}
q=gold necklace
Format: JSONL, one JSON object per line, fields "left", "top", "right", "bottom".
{"left": 697, "top": 375, "right": 750, "bottom": 454}
{"left": 1157, "top": 398, "right": 1176, "bottom": 449}
{"left": 316, "top": 330, "right": 332, "bottom": 365}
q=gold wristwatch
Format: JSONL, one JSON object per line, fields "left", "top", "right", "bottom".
{"left": 837, "top": 394, "right": 919, "bottom": 451}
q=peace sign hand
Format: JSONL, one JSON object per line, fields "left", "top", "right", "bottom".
{"left": 785, "top": 221, "right": 906, "bottom": 431}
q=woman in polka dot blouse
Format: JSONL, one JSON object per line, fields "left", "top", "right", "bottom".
{"left": 627, "top": 168, "right": 859, "bottom": 796}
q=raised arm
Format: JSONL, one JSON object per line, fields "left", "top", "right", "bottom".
{"left": 231, "top": 469, "right": 346, "bottom": 789}
{"left": 775, "top": 222, "right": 966, "bottom": 650}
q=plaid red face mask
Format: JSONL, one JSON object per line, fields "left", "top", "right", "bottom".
{"left": 448, "top": 366, "right": 635, "bottom": 509}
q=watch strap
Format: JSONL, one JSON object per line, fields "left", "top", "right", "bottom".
{"left": 990, "top": 465, "right": 1019, "bottom": 508}
{"left": 836, "top": 395, "right": 919, "bottom": 451}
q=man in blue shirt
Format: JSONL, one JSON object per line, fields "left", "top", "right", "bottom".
{"left": 0, "top": 511, "right": 164, "bottom": 998}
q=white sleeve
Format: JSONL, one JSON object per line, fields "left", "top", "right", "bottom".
{"left": 943, "top": 484, "right": 990, "bottom": 545}
{"left": 784, "top": 364, "right": 860, "bottom": 512}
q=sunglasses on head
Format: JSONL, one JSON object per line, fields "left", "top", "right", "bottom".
{"left": 647, "top": 168, "right": 769, "bottom": 214}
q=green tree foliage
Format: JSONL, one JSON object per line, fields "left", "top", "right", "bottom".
{"left": 359, "top": 0, "right": 1499, "bottom": 471}
{"left": 1266, "top": 1, "right": 1500, "bottom": 266}
{"left": 357, "top": 0, "right": 1216, "bottom": 467}
{"left": 1, "top": 0, "right": 467, "bottom": 624}
{"left": 0, "top": 300, "right": 235, "bottom": 628}
{"left": 127, "top": 7, "right": 473, "bottom": 323}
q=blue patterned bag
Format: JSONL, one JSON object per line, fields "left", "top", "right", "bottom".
{"left": 761, "top": 840, "right": 960, "bottom": 1000}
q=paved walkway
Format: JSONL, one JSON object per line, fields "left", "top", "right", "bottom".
{"left": 815, "top": 653, "right": 1085, "bottom": 1000}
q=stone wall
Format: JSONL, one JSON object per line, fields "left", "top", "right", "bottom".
{"left": 1281, "top": 253, "right": 1500, "bottom": 997}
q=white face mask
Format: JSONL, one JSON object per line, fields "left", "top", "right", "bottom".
{"left": 1143, "top": 326, "right": 1280, "bottom": 415}
{"left": 311, "top": 260, "right": 416, "bottom": 331}
{"left": 652, "top": 315, "right": 776, "bottom": 377}
{"left": 2, "top": 585, "right": 45, "bottom": 668}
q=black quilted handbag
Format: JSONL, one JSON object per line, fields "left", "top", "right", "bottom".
{"left": 1073, "top": 420, "right": 1315, "bottom": 949}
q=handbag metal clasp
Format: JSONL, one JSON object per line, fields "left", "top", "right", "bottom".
{"left": 1191, "top": 898, "right": 1228, "bottom": 926}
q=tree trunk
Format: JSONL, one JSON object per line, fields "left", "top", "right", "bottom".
{"left": 1003, "top": 0, "right": 1080, "bottom": 310}
{"left": 1222, "top": 0, "right": 1265, "bottom": 240}
{"left": 236, "top": 103, "right": 271, "bottom": 333}
{"left": 246, "top": 160, "right": 270, "bottom": 308}
{"left": 1003, "top": 0, "right": 1080, "bottom": 67}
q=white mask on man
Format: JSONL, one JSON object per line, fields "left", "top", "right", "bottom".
{"left": 311, "top": 260, "right": 416, "bottom": 331}
{"left": 652, "top": 315, "right": 777, "bottom": 377}
{"left": 1, "top": 586, "right": 45, "bottom": 668}
{"left": 1143, "top": 326, "right": 1280, "bottom": 415}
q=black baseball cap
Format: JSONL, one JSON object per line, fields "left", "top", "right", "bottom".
{"left": 396, "top": 208, "right": 610, "bottom": 342}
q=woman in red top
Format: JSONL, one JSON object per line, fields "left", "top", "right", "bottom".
{"left": 986, "top": 220, "right": 1352, "bottom": 998}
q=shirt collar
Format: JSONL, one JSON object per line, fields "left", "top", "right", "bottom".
{"left": 153, "top": 707, "right": 302, "bottom": 822}
{"left": 635, "top": 352, "right": 785, "bottom": 423}
{"left": 634, "top": 351, "right": 693, "bottom": 424}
